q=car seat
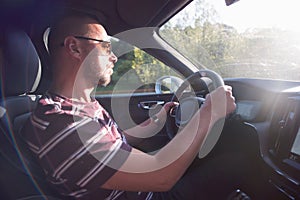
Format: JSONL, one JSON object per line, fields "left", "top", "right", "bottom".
{"left": 0, "top": 28, "right": 62, "bottom": 199}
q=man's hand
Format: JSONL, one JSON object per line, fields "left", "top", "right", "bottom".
{"left": 155, "top": 101, "right": 178, "bottom": 124}
{"left": 202, "top": 85, "right": 236, "bottom": 123}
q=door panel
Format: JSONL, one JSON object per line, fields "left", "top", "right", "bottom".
{"left": 95, "top": 93, "right": 174, "bottom": 152}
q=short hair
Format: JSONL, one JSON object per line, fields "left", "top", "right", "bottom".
{"left": 47, "top": 10, "right": 104, "bottom": 56}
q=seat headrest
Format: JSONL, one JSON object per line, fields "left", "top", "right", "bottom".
{"left": 1, "top": 29, "right": 41, "bottom": 97}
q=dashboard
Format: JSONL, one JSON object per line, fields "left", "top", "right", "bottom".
{"left": 226, "top": 78, "right": 300, "bottom": 199}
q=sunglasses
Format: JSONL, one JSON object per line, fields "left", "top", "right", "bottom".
{"left": 61, "top": 36, "right": 112, "bottom": 56}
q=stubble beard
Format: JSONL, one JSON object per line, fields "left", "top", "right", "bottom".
{"left": 98, "top": 75, "right": 111, "bottom": 87}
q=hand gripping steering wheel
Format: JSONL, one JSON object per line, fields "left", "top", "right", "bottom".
{"left": 166, "top": 69, "right": 225, "bottom": 158}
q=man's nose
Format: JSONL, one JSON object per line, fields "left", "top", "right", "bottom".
{"left": 110, "top": 52, "right": 118, "bottom": 64}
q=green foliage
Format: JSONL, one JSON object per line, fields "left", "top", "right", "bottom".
{"left": 131, "top": 48, "right": 175, "bottom": 84}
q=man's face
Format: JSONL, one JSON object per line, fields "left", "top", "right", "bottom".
{"left": 80, "top": 24, "right": 117, "bottom": 86}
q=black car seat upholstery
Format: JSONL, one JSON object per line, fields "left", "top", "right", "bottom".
{"left": 0, "top": 28, "right": 61, "bottom": 199}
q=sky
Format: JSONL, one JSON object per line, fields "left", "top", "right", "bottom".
{"left": 212, "top": 0, "right": 300, "bottom": 32}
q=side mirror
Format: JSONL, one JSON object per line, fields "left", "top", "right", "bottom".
{"left": 155, "top": 76, "right": 184, "bottom": 94}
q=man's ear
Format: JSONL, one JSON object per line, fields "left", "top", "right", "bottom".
{"left": 64, "top": 36, "right": 81, "bottom": 59}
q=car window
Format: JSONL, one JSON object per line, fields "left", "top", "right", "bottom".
{"left": 159, "top": 0, "right": 300, "bottom": 81}
{"left": 96, "top": 37, "right": 183, "bottom": 95}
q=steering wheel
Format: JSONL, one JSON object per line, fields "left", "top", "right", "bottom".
{"left": 171, "top": 69, "right": 224, "bottom": 103}
{"left": 166, "top": 69, "right": 224, "bottom": 158}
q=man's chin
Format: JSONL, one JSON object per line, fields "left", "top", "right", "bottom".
{"left": 98, "top": 78, "right": 111, "bottom": 87}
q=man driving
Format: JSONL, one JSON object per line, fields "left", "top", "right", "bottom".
{"left": 21, "top": 12, "right": 236, "bottom": 200}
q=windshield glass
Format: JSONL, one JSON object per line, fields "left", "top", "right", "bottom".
{"left": 159, "top": 0, "right": 300, "bottom": 81}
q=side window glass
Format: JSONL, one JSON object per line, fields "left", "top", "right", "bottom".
{"left": 95, "top": 37, "right": 183, "bottom": 95}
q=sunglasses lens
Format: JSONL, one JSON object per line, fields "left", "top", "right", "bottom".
{"left": 102, "top": 42, "right": 112, "bottom": 55}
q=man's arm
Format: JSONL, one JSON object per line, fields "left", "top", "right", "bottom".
{"left": 102, "top": 86, "right": 236, "bottom": 192}
{"left": 122, "top": 101, "right": 177, "bottom": 146}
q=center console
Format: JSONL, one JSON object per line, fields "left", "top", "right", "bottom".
{"left": 268, "top": 96, "right": 300, "bottom": 199}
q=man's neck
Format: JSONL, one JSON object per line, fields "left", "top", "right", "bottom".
{"left": 49, "top": 84, "right": 94, "bottom": 103}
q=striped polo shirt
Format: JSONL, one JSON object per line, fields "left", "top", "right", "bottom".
{"left": 21, "top": 92, "right": 153, "bottom": 199}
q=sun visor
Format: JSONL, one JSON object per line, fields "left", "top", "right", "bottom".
{"left": 117, "top": 0, "right": 169, "bottom": 27}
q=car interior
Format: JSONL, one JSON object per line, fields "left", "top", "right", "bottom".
{"left": 0, "top": 0, "right": 300, "bottom": 199}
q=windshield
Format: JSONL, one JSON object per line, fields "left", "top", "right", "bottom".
{"left": 159, "top": 0, "right": 300, "bottom": 81}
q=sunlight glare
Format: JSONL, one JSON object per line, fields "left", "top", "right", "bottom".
{"left": 215, "top": 0, "right": 300, "bottom": 33}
